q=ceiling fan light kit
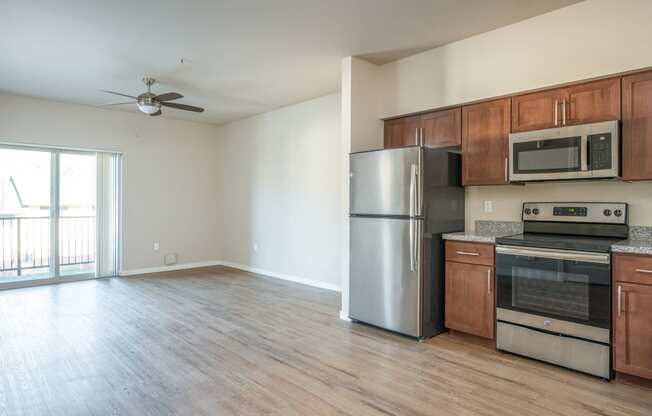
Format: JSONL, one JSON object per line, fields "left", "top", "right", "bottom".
{"left": 100, "top": 77, "right": 204, "bottom": 117}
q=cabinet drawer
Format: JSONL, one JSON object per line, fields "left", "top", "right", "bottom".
{"left": 445, "top": 241, "right": 494, "bottom": 266}
{"left": 614, "top": 254, "right": 652, "bottom": 285}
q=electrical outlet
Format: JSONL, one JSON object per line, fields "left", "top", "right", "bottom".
{"left": 154, "top": 242, "right": 160, "bottom": 251}
{"left": 484, "top": 201, "right": 493, "bottom": 213}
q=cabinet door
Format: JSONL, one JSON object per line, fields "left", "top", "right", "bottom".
{"left": 614, "top": 282, "right": 652, "bottom": 379}
{"left": 445, "top": 261, "right": 495, "bottom": 339}
{"left": 420, "top": 108, "right": 461, "bottom": 148}
{"left": 563, "top": 77, "right": 620, "bottom": 126}
{"left": 511, "top": 89, "right": 562, "bottom": 133}
{"left": 622, "top": 71, "right": 652, "bottom": 180}
{"left": 462, "top": 98, "right": 511, "bottom": 185}
{"left": 384, "top": 116, "right": 420, "bottom": 148}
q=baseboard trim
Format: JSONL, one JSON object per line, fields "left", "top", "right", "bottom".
{"left": 120, "top": 260, "right": 223, "bottom": 276}
{"left": 219, "top": 261, "right": 342, "bottom": 293}
{"left": 339, "top": 310, "right": 351, "bottom": 321}
{"left": 120, "top": 260, "right": 342, "bottom": 293}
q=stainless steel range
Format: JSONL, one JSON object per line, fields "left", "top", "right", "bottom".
{"left": 495, "top": 202, "right": 629, "bottom": 379}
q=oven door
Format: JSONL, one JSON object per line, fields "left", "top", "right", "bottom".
{"left": 496, "top": 246, "right": 611, "bottom": 329}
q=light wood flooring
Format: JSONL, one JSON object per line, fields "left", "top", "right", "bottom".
{"left": 0, "top": 266, "right": 651, "bottom": 415}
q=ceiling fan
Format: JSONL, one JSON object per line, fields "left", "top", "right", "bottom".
{"left": 100, "top": 77, "right": 204, "bottom": 116}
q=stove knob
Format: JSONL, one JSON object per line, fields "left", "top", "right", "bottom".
{"left": 524, "top": 208, "right": 532, "bottom": 215}
{"left": 532, "top": 208, "right": 540, "bottom": 215}
{"left": 614, "top": 209, "right": 623, "bottom": 217}
{"left": 603, "top": 209, "right": 612, "bottom": 217}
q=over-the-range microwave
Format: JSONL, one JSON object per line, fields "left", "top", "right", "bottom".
{"left": 509, "top": 120, "right": 619, "bottom": 182}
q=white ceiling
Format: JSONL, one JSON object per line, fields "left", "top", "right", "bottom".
{"left": 0, "top": 0, "right": 581, "bottom": 125}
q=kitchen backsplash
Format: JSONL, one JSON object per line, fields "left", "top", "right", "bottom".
{"left": 466, "top": 180, "right": 652, "bottom": 230}
{"left": 475, "top": 220, "right": 523, "bottom": 235}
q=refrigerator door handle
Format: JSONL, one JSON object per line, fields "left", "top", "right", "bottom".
{"left": 409, "top": 164, "right": 417, "bottom": 217}
{"left": 409, "top": 218, "right": 415, "bottom": 272}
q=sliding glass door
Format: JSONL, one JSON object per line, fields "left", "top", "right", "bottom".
{"left": 0, "top": 144, "right": 121, "bottom": 288}
{"left": 0, "top": 147, "right": 52, "bottom": 283}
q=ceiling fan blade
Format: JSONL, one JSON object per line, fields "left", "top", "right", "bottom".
{"left": 101, "top": 90, "right": 138, "bottom": 99}
{"left": 155, "top": 92, "right": 183, "bottom": 102}
{"left": 150, "top": 110, "right": 162, "bottom": 117}
{"left": 161, "top": 102, "right": 204, "bottom": 112}
{"left": 97, "top": 101, "right": 137, "bottom": 107}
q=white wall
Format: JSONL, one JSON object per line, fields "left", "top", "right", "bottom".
{"left": 216, "top": 93, "right": 343, "bottom": 291}
{"left": 379, "top": 0, "right": 652, "bottom": 119}
{"left": 0, "top": 93, "right": 222, "bottom": 273}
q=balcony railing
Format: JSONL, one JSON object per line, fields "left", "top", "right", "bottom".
{"left": 0, "top": 216, "right": 95, "bottom": 275}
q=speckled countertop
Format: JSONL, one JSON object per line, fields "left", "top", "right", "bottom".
{"left": 611, "top": 226, "right": 652, "bottom": 255}
{"left": 444, "top": 223, "right": 652, "bottom": 255}
{"left": 442, "top": 221, "right": 523, "bottom": 244}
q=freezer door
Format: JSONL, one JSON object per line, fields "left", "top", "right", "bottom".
{"left": 350, "top": 147, "right": 421, "bottom": 216}
{"left": 349, "top": 216, "right": 422, "bottom": 337}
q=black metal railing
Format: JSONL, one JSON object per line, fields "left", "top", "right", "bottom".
{"left": 0, "top": 216, "right": 95, "bottom": 275}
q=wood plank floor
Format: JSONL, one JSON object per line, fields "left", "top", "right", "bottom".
{"left": 0, "top": 266, "right": 651, "bottom": 416}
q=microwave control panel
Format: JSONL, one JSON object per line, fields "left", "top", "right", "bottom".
{"left": 588, "top": 133, "right": 612, "bottom": 170}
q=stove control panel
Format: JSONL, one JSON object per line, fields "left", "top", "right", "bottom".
{"left": 522, "top": 202, "right": 627, "bottom": 224}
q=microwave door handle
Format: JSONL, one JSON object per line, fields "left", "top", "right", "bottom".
{"left": 580, "top": 136, "right": 589, "bottom": 172}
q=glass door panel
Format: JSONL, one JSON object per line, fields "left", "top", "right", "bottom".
{"left": 0, "top": 147, "right": 52, "bottom": 284}
{"left": 58, "top": 152, "right": 96, "bottom": 277}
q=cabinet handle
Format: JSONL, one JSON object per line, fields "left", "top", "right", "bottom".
{"left": 504, "top": 157, "right": 508, "bottom": 182}
{"left": 456, "top": 251, "right": 479, "bottom": 256}
{"left": 562, "top": 100, "right": 567, "bottom": 125}
{"left": 635, "top": 268, "right": 652, "bottom": 274}
{"left": 617, "top": 285, "right": 622, "bottom": 317}
{"left": 554, "top": 100, "right": 558, "bottom": 126}
{"left": 487, "top": 268, "right": 491, "bottom": 295}
{"left": 415, "top": 128, "right": 419, "bottom": 145}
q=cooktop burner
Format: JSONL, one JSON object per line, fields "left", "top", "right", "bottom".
{"left": 495, "top": 202, "right": 630, "bottom": 253}
{"left": 495, "top": 232, "right": 626, "bottom": 253}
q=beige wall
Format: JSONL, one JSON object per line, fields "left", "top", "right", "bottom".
{"left": 216, "top": 93, "right": 343, "bottom": 290}
{"left": 0, "top": 93, "right": 222, "bottom": 272}
{"left": 378, "top": 0, "right": 652, "bottom": 119}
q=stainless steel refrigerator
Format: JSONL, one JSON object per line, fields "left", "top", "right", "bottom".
{"left": 349, "top": 145, "right": 464, "bottom": 339}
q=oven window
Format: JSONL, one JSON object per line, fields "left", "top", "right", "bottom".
{"left": 496, "top": 253, "right": 611, "bottom": 328}
{"left": 513, "top": 136, "right": 581, "bottom": 174}
{"left": 511, "top": 266, "right": 589, "bottom": 320}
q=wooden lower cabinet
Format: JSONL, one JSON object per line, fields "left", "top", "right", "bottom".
{"left": 445, "top": 260, "right": 495, "bottom": 339}
{"left": 614, "top": 281, "right": 652, "bottom": 380}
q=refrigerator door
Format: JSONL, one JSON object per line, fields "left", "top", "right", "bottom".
{"left": 350, "top": 147, "right": 421, "bottom": 216}
{"left": 349, "top": 216, "right": 422, "bottom": 337}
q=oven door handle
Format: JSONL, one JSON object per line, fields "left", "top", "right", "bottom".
{"left": 496, "top": 246, "right": 610, "bottom": 264}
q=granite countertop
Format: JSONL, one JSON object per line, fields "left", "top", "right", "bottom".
{"left": 443, "top": 223, "right": 652, "bottom": 254}
{"left": 611, "top": 226, "right": 652, "bottom": 255}
{"left": 442, "top": 221, "right": 523, "bottom": 244}
{"left": 611, "top": 239, "right": 652, "bottom": 255}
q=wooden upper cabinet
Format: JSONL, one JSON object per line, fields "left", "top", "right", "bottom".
{"left": 421, "top": 108, "right": 461, "bottom": 148}
{"left": 622, "top": 70, "right": 652, "bottom": 180}
{"left": 511, "top": 77, "right": 620, "bottom": 133}
{"left": 614, "top": 282, "right": 652, "bottom": 379}
{"left": 563, "top": 77, "right": 620, "bottom": 126}
{"left": 512, "top": 89, "right": 562, "bottom": 133}
{"left": 384, "top": 109, "right": 461, "bottom": 149}
{"left": 462, "top": 98, "right": 511, "bottom": 185}
{"left": 384, "top": 115, "right": 420, "bottom": 148}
